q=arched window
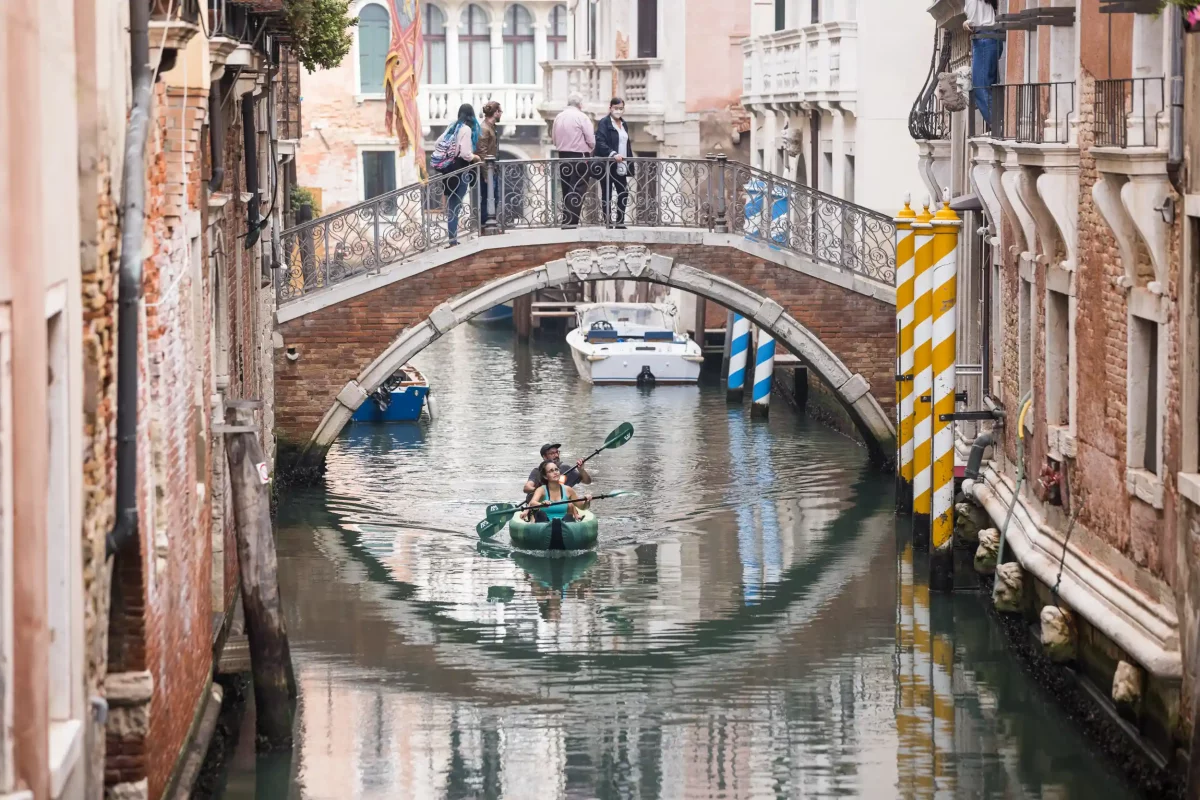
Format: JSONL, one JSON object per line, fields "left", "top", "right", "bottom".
{"left": 358, "top": 3, "right": 390, "bottom": 94}
{"left": 548, "top": 4, "right": 568, "bottom": 61}
{"left": 503, "top": 5, "right": 535, "bottom": 84}
{"left": 423, "top": 4, "right": 447, "bottom": 84}
{"left": 459, "top": 4, "right": 491, "bottom": 84}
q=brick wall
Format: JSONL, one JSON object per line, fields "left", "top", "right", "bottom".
{"left": 274, "top": 243, "right": 896, "bottom": 450}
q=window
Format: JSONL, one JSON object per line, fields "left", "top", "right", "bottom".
{"left": 503, "top": 5, "right": 535, "bottom": 84}
{"left": 459, "top": 4, "right": 491, "bottom": 84}
{"left": 423, "top": 4, "right": 447, "bottom": 85}
{"left": 358, "top": 3, "right": 390, "bottom": 94}
{"left": 588, "top": 0, "right": 597, "bottom": 59}
{"left": 775, "top": 0, "right": 786, "bottom": 31}
{"left": 548, "top": 5, "right": 568, "bottom": 60}
{"left": 637, "top": 0, "right": 657, "bottom": 58}
{"left": 1046, "top": 289, "right": 1070, "bottom": 428}
{"left": 843, "top": 155, "right": 855, "bottom": 204}
{"left": 362, "top": 151, "right": 397, "bottom": 200}
{"left": 1129, "top": 315, "right": 1163, "bottom": 477}
{"left": 1019, "top": 277, "right": 1032, "bottom": 398}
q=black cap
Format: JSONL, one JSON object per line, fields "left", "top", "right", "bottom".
{"left": 540, "top": 443, "right": 562, "bottom": 457}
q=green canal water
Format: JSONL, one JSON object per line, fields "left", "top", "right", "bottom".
{"left": 216, "top": 324, "right": 1137, "bottom": 799}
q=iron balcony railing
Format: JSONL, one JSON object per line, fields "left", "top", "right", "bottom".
{"left": 154, "top": 0, "right": 200, "bottom": 23}
{"left": 275, "top": 157, "right": 897, "bottom": 305}
{"left": 971, "top": 81, "right": 1075, "bottom": 144}
{"left": 1095, "top": 77, "right": 1165, "bottom": 148}
{"left": 908, "top": 29, "right": 953, "bottom": 141}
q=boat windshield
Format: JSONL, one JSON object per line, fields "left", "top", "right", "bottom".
{"left": 578, "top": 304, "right": 673, "bottom": 331}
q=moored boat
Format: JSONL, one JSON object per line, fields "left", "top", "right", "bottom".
{"left": 508, "top": 510, "right": 599, "bottom": 551}
{"left": 467, "top": 300, "right": 514, "bottom": 326}
{"left": 349, "top": 363, "right": 429, "bottom": 423}
{"left": 566, "top": 303, "right": 704, "bottom": 385}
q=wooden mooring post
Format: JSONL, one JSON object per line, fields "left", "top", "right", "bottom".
{"left": 220, "top": 400, "right": 295, "bottom": 750}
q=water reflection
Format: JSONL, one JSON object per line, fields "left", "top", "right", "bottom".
{"left": 217, "top": 325, "right": 1135, "bottom": 799}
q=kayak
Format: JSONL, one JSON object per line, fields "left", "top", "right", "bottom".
{"left": 508, "top": 510, "right": 599, "bottom": 551}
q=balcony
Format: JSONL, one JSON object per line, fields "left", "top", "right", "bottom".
{"left": 539, "top": 60, "right": 666, "bottom": 124}
{"left": 151, "top": 0, "right": 201, "bottom": 52}
{"left": 740, "top": 22, "right": 857, "bottom": 112}
{"left": 420, "top": 85, "right": 544, "bottom": 131}
{"left": 1095, "top": 77, "right": 1165, "bottom": 149}
{"left": 972, "top": 81, "right": 1075, "bottom": 145}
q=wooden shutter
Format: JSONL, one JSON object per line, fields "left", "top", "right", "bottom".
{"left": 359, "top": 5, "right": 390, "bottom": 94}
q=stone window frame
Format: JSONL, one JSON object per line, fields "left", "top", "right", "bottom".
{"left": 0, "top": 305, "right": 13, "bottom": 795}
{"left": 1044, "top": 266, "right": 1076, "bottom": 459}
{"left": 1179, "top": 196, "right": 1200, "bottom": 507}
{"left": 357, "top": 142, "right": 400, "bottom": 202}
{"left": 352, "top": 0, "right": 391, "bottom": 103}
{"left": 44, "top": 287, "right": 84, "bottom": 797}
{"left": 1126, "top": 287, "right": 1167, "bottom": 509}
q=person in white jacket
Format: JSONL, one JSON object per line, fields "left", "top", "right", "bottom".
{"left": 964, "top": 0, "right": 1002, "bottom": 125}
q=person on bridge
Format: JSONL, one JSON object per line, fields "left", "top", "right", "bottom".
{"left": 522, "top": 460, "right": 591, "bottom": 523}
{"left": 523, "top": 442, "right": 591, "bottom": 498}
{"left": 552, "top": 93, "right": 596, "bottom": 228}
{"left": 594, "top": 97, "right": 633, "bottom": 229}
{"left": 477, "top": 101, "right": 502, "bottom": 225}
{"left": 434, "top": 103, "right": 481, "bottom": 245}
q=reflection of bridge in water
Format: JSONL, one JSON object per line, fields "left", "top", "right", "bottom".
{"left": 262, "top": 475, "right": 1129, "bottom": 798}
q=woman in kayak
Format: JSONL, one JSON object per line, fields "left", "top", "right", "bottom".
{"left": 524, "top": 460, "right": 591, "bottom": 522}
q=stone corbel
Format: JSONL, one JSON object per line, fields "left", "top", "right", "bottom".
{"left": 999, "top": 165, "right": 1037, "bottom": 264}
{"left": 917, "top": 140, "right": 953, "bottom": 209}
{"left": 1035, "top": 164, "right": 1079, "bottom": 271}
{"left": 971, "top": 160, "right": 1005, "bottom": 242}
{"left": 1093, "top": 149, "right": 1171, "bottom": 287}
{"left": 1091, "top": 175, "right": 1139, "bottom": 290}
{"left": 1016, "top": 166, "right": 1061, "bottom": 266}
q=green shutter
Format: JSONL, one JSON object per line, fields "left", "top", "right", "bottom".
{"left": 359, "top": 5, "right": 390, "bottom": 93}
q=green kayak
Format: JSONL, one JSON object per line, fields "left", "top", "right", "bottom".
{"left": 508, "top": 510, "right": 599, "bottom": 551}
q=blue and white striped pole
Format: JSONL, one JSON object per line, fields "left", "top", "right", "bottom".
{"left": 726, "top": 313, "right": 751, "bottom": 402}
{"left": 751, "top": 328, "right": 775, "bottom": 418}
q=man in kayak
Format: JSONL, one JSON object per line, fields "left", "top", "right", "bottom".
{"left": 523, "top": 442, "right": 591, "bottom": 496}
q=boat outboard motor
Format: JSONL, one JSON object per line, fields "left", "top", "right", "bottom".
{"left": 636, "top": 365, "right": 656, "bottom": 387}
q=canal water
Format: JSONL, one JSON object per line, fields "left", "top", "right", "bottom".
{"left": 218, "top": 324, "right": 1137, "bottom": 799}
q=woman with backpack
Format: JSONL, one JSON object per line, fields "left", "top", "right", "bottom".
{"left": 432, "top": 103, "right": 481, "bottom": 245}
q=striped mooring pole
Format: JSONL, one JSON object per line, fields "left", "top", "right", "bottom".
{"left": 894, "top": 196, "right": 917, "bottom": 514}
{"left": 727, "top": 313, "right": 751, "bottom": 402}
{"left": 751, "top": 327, "right": 776, "bottom": 418}
{"left": 910, "top": 199, "right": 935, "bottom": 550}
{"left": 930, "top": 193, "right": 962, "bottom": 591}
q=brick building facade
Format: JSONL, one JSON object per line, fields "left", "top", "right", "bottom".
{"left": 0, "top": 1, "right": 292, "bottom": 797}
{"left": 909, "top": 0, "right": 1200, "bottom": 785}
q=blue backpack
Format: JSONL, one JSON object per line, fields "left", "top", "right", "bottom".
{"left": 430, "top": 125, "right": 461, "bottom": 171}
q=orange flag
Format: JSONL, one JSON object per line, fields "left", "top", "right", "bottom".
{"left": 384, "top": 0, "right": 425, "bottom": 181}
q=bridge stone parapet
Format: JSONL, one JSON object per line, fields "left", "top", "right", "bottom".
{"left": 274, "top": 231, "right": 899, "bottom": 476}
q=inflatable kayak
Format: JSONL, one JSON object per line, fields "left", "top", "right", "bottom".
{"left": 508, "top": 510, "right": 598, "bottom": 551}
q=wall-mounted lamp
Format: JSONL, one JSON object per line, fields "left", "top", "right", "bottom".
{"left": 286, "top": 346, "right": 300, "bottom": 362}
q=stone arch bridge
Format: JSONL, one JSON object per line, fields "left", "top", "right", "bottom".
{"left": 273, "top": 157, "right": 898, "bottom": 474}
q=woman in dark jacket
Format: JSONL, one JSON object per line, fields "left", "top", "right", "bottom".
{"left": 593, "top": 97, "right": 633, "bottom": 228}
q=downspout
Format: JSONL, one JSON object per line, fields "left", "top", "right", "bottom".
{"left": 208, "top": 78, "right": 225, "bottom": 191}
{"left": 107, "top": 0, "right": 154, "bottom": 559}
{"left": 242, "top": 91, "right": 262, "bottom": 245}
{"left": 1167, "top": 4, "right": 1184, "bottom": 188}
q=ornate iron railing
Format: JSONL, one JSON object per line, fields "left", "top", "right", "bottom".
{"left": 276, "top": 157, "right": 896, "bottom": 305}
{"left": 1095, "top": 77, "right": 1165, "bottom": 148}
{"left": 909, "top": 29, "right": 952, "bottom": 141}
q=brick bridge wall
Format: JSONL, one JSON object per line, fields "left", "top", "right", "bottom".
{"left": 275, "top": 241, "right": 895, "bottom": 458}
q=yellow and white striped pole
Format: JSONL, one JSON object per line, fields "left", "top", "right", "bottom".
{"left": 930, "top": 193, "right": 962, "bottom": 591}
{"left": 910, "top": 199, "right": 935, "bottom": 549}
{"left": 895, "top": 196, "right": 917, "bottom": 514}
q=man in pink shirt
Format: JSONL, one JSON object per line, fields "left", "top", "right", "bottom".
{"left": 552, "top": 93, "right": 596, "bottom": 227}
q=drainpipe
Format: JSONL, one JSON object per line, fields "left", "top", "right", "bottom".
{"left": 107, "top": 0, "right": 154, "bottom": 559}
{"left": 242, "top": 91, "right": 262, "bottom": 245}
{"left": 963, "top": 432, "right": 993, "bottom": 482}
{"left": 208, "top": 78, "right": 225, "bottom": 191}
{"left": 1167, "top": 4, "right": 1184, "bottom": 188}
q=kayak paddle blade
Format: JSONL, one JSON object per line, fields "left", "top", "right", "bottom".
{"left": 603, "top": 422, "right": 635, "bottom": 450}
{"left": 476, "top": 518, "right": 503, "bottom": 539}
{"left": 485, "top": 502, "right": 518, "bottom": 524}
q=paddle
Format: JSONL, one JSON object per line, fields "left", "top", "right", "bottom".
{"left": 475, "top": 490, "right": 639, "bottom": 539}
{"left": 558, "top": 422, "right": 635, "bottom": 482}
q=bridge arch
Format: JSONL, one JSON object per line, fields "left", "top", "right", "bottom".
{"left": 278, "top": 245, "right": 896, "bottom": 473}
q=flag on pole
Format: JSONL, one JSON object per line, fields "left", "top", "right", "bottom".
{"left": 384, "top": 0, "right": 425, "bottom": 180}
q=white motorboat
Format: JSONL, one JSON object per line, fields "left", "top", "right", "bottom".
{"left": 566, "top": 303, "right": 704, "bottom": 385}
